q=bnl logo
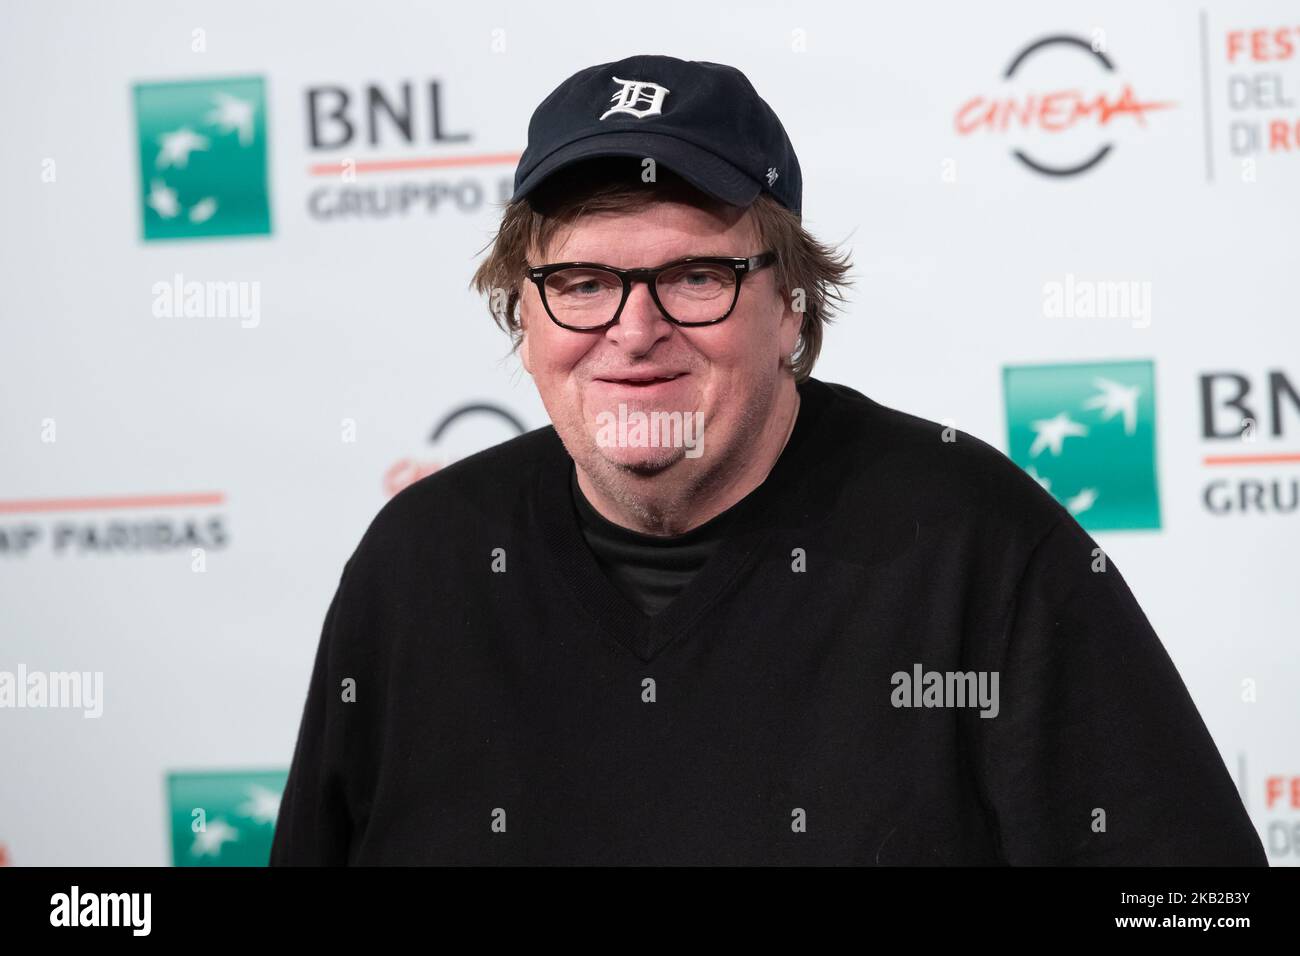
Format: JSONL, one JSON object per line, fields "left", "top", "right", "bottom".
{"left": 1004, "top": 360, "right": 1160, "bottom": 531}
{"left": 133, "top": 76, "right": 272, "bottom": 240}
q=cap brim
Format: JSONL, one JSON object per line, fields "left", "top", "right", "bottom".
{"left": 513, "top": 131, "right": 762, "bottom": 208}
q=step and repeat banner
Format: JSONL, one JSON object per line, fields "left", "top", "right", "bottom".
{"left": 2, "top": 1, "right": 1297, "bottom": 865}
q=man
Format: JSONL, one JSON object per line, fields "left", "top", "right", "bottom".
{"left": 271, "top": 54, "right": 1265, "bottom": 865}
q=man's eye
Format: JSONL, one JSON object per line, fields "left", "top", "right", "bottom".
{"left": 661, "top": 266, "right": 730, "bottom": 292}
{"left": 548, "top": 271, "right": 618, "bottom": 297}
{"left": 567, "top": 279, "right": 612, "bottom": 296}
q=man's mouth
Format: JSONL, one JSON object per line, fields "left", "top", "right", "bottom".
{"left": 596, "top": 372, "right": 687, "bottom": 387}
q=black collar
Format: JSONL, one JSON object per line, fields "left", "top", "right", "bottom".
{"left": 533, "top": 377, "right": 838, "bottom": 662}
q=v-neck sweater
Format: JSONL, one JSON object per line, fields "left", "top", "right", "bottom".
{"left": 568, "top": 459, "right": 741, "bottom": 618}
{"left": 271, "top": 377, "right": 1266, "bottom": 866}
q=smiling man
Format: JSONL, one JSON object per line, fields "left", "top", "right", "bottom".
{"left": 271, "top": 54, "right": 1266, "bottom": 866}
{"left": 517, "top": 167, "right": 804, "bottom": 540}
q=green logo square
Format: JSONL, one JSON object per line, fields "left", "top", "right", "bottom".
{"left": 167, "top": 769, "right": 286, "bottom": 866}
{"left": 133, "top": 76, "right": 272, "bottom": 241}
{"left": 1003, "top": 360, "right": 1161, "bottom": 531}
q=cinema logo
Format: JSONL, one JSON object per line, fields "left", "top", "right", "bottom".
{"left": 304, "top": 79, "right": 516, "bottom": 220}
{"left": 955, "top": 34, "right": 1175, "bottom": 176}
{"left": 383, "top": 403, "right": 527, "bottom": 498}
{"left": 50, "top": 886, "right": 150, "bottom": 936}
{"left": 891, "top": 664, "right": 1000, "bottom": 719}
{"left": 1199, "top": 369, "right": 1300, "bottom": 515}
{"left": 595, "top": 404, "right": 705, "bottom": 458}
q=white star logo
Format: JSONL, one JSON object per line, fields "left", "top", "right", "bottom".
{"left": 238, "top": 785, "right": 281, "bottom": 825}
{"left": 1082, "top": 378, "right": 1141, "bottom": 435}
{"left": 1066, "top": 487, "right": 1099, "bottom": 514}
{"left": 145, "top": 179, "right": 180, "bottom": 218}
{"left": 206, "top": 93, "right": 256, "bottom": 146}
{"left": 190, "top": 818, "right": 239, "bottom": 858}
{"left": 156, "top": 127, "right": 210, "bottom": 169}
{"left": 188, "top": 197, "right": 218, "bottom": 223}
{"left": 1029, "top": 411, "right": 1089, "bottom": 457}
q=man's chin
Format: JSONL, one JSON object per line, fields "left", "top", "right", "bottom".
{"left": 595, "top": 445, "right": 687, "bottom": 476}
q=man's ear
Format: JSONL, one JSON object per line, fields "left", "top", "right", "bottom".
{"left": 776, "top": 286, "right": 801, "bottom": 362}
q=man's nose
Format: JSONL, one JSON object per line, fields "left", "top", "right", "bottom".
{"left": 606, "top": 281, "right": 672, "bottom": 352}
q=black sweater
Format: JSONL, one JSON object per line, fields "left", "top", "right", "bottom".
{"left": 270, "top": 377, "right": 1266, "bottom": 865}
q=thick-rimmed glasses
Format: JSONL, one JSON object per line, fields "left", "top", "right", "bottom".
{"left": 525, "top": 251, "right": 777, "bottom": 331}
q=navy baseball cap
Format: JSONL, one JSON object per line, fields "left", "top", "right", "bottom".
{"left": 512, "top": 54, "right": 803, "bottom": 217}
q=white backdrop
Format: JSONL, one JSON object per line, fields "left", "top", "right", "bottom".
{"left": 1, "top": 0, "right": 1297, "bottom": 865}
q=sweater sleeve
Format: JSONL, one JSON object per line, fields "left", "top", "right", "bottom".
{"left": 269, "top": 560, "right": 354, "bottom": 866}
{"left": 972, "top": 516, "right": 1267, "bottom": 865}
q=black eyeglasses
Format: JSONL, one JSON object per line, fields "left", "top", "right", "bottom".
{"left": 525, "top": 251, "right": 777, "bottom": 331}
